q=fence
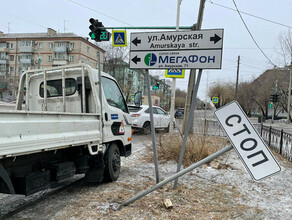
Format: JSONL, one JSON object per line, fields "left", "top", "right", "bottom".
{"left": 203, "top": 119, "right": 292, "bottom": 162}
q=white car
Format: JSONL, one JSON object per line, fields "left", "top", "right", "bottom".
{"left": 129, "top": 105, "right": 172, "bottom": 133}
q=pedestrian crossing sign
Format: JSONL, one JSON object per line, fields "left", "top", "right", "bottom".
{"left": 112, "top": 30, "right": 127, "bottom": 47}
{"left": 212, "top": 97, "right": 219, "bottom": 104}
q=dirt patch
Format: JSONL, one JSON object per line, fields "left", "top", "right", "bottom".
{"left": 54, "top": 178, "right": 262, "bottom": 220}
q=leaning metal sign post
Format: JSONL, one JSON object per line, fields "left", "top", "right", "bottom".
{"left": 215, "top": 101, "right": 281, "bottom": 181}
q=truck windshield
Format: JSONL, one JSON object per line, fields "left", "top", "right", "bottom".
{"left": 101, "top": 76, "right": 128, "bottom": 113}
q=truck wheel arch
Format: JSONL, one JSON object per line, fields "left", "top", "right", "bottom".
{"left": 112, "top": 140, "right": 126, "bottom": 156}
{"left": 0, "top": 164, "right": 15, "bottom": 194}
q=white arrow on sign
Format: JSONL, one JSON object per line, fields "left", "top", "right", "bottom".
{"left": 130, "top": 29, "right": 223, "bottom": 51}
{"left": 214, "top": 101, "right": 281, "bottom": 181}
{"left": 130, "top": 50, "right": 222, "bottom": 69}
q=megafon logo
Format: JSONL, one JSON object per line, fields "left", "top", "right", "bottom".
{"left": 144, "top": 53, "right": 157, "bottom": 66}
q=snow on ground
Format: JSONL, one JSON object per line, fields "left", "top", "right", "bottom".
{"left": 5, "top": 133, "right": 292, "bottom": 219}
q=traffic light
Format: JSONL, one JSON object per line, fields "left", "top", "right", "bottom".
{"left": 89, "top": 18, "right": 111, "bottom": 42}
{"left": 270, "top": 94, "right": 275, "bottom": 102}
{"left": 269, "top": 102, "right": 273, "bottom": 109}
{"left": 153, "top": 82, "right": 160, "bottom": 90}
{"left": 274, "top": 94, "right": 279, "bottom": 103}
{"left": 270, "top": 94, "right": 279, "bottom": 103}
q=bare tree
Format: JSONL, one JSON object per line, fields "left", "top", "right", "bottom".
{"left": 208, "top": 82, "right": 234, "bottom": 108}
{"left": 236, "top": 81, "right": 255, "bottom": 115}
{"left": 278, "top": 30, "right": 292, "bottom": 67}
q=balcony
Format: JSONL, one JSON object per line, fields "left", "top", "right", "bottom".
{"left": 54, "top": 46, "right": 68, "bottom": 53}
{"left": 0, "top": 47, "right": 8, "bottom": 53}
{"left": 0, "top": 82, "right": 7, "bottom": 89}
{"left": 20, "top": 58, "right": 33, "bottom": 64}
{"left": 53, "top": 60, "right": 68, "bottom": 66}
{"left": 0, "top": 59, "right": 8, "bottom": 65}
{"left": 19, "top": 46, "right": 33, "bottom": 53}
{"left": 0, "top": 71, "right": 6, "bottom": 76}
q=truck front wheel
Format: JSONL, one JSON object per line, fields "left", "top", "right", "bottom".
{"left": 104, "top": 143, "right": 120, "bottom": 182}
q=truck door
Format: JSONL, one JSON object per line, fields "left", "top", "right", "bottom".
{"left": 101, "top": 77, "right": 131, "bottom": 141}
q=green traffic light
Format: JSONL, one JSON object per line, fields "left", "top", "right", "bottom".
{"left": 89, "top": 32, "right": 96, "bottom": 40}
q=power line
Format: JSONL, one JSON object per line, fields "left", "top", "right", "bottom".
{"left": 66, "top": 0, "right": 134, "bottom": 27}
{"left": 231, "top": 0, "right": 277, "bottom": 67}
{"left": 208, "top": 0, "right": 292, "bottom": 29}
{"left": 0, "top": 9, "right": 47, "bottom": 30}
{"left": 224, "top": 47, "right": 277, "bottom": 50}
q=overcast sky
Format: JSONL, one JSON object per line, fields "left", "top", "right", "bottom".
{"left": 1, "top": 0, "right": 291, "bottom": 100}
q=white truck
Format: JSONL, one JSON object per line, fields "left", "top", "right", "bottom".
{"left": 0, "top": 64, "right": 132, "bottom": 195}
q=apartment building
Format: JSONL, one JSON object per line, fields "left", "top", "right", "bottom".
{"left": 0, "top": 28, "right": 104, "bottom": 98}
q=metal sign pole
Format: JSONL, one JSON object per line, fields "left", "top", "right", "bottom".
{"left": 97, "top": 51, "right": 103, "bottom": 143}
{"left": 146, "top": 69, "right": 160, "bottom": 184}
{"left": 173, "top": 69, "right": 202, "bottom": 189}
{"left": 117, "top": 145, "right": 233, "bottom": 209}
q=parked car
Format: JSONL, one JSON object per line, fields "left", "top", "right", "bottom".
{"left": 175, "top": 108, "right": 185, "bottom": 119}
{"left": 129, "top": 105, "right": 172, "bottom": 133}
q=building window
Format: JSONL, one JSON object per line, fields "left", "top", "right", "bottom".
{"left": 69, "top": 42, "right": 74, "bottom": 50}
{"left": 10, "top": 43, "right": 14, "bottom": 49}
{"left": 48, "top": 55, "right": 52, "bottom": 61}
{"left": 38, "top": 42, "right": 43, "bottom": 49}
{"left": 0, "top": 64, "right": 6, "bottom": 71}
{"left": 19, "top": 41, "right": 32, "bottom": 47}
{"left": 69, "top": 55, "right": 74, "bottom": 62}
{"left": 54, "top": 53, "right": 66, "bottom": 60}
{"left": 10, "top": 66, "right": 14, "bottom": 73}
{"left": 49, "top": 43, "right": 53, "bottom": 49}
{"left": 10, "top": 55, "right": 14, "bottom": 61}
{"left": 19, "top": 54, "right": 32, "bottom": 60}
{"left": 0, "top": 52, "right": 6, "bottom": 59}
{"left": 55, "top": 42, "right": 67, "bottom": 47}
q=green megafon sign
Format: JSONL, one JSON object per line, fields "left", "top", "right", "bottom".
{"left": 144, "top": 53, "right": 157, "bottom": 66}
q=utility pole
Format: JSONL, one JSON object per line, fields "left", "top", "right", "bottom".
{"left": 182, "top": 0, "right": 205, "bottom": 133}
{"left": 234, "top": 55, "right": 240, "bottom": 100}
{"left": 272, "top": 80, "right": 278, "bottom": 124}
{"left": 204, "top": 71, "right": 209, "bottom": 119}
{"left": 287, "top": 64, "right": 292, "bottom": 123}
{"left": 169, "top": 0, "right": 182, "bottom": 133}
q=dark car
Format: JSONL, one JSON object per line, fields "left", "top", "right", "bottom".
{"left": 175, "top": 108, "right": 184, "bottom": 119}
